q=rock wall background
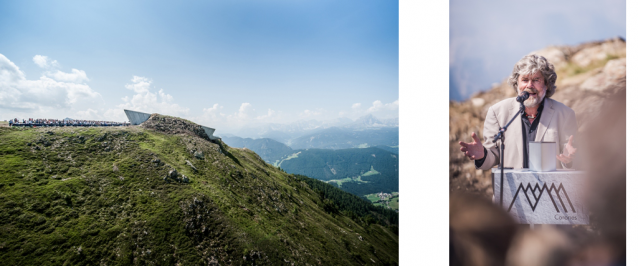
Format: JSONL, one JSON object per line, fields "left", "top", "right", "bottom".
{"left": 449, "top": 37, "right": 626, "bottom": 197}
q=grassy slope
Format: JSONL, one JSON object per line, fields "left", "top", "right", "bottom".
{"left": 0, "top": 125, "right": 397, "bottom": 265}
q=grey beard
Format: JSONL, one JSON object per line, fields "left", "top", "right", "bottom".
{"left": 522, "top": 89, "right": 546, "bottom": 107}
{"left": 524, "top": 97, "right": 541, "bottom": 107}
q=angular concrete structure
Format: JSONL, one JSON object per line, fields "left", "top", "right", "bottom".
{"left": 201, "top": 126, "right": 220, "bottom": 141}
{"left": 124, "top": 109, "right": 152, "bottom": 125}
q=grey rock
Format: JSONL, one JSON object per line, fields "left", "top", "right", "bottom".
{"left": 186, "top": 160, "right": 197, "bottom": 172}
{"left": 194, "top": 151, "right": 204, "bottom": 159}
{"left": 169, "top": 169, "right": 178, "bottom": 179}
{"left": 152, "top": 159, "right": 164, "bottom": 167}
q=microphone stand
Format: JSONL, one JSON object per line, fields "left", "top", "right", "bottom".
{"left": 493, "top": 102, "right": 526, "bottom": 207}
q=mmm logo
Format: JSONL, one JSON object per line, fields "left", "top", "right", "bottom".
{"left": 507, "top": 183, "right": 575, "bottom": 213}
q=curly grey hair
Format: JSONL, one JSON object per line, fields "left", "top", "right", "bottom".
{"left": 507, "top": 54, "right": 557, "bottom": 98}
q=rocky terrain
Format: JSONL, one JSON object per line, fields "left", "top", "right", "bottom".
{"left": 449, "top": 37, "right": 626, "bottom": 197}
{"left": 0, "top": 115, "right": 398, "bottom": 265}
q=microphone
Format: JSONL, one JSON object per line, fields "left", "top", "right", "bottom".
{"left": 516, "top": 91, "right": 530, "bottom": 103}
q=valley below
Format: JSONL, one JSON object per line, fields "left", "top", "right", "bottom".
{"left": 223, "top": 124, "right": 399, "bottom": 212}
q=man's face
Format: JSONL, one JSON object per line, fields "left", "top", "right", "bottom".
{"left": 517, "top": 71, "right": 546, "bottom": 107}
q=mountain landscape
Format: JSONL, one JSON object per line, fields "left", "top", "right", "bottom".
{"left": 222, "top": 114, "right": 399, "bottom": 205}
{"left": 289, "top": 127, "right": 398, "bottom": 150}
{"left": 449, "top": 37, "right": 626, "bottom": 197}
{"left": 222, "top": 136, "right": 293, "bottom": 164}
{"left": 0, "top": 114, "right": 398, "bottom": 265}
{"left": 222, "top": 114, "right": 398, "bottom": 146}
{"left": 276, "top": 148, "right": 398, "bottom": 197}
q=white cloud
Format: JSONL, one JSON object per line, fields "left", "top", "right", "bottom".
{"left": 201, "top": 104, "right": 224, "bottom": 121}
{"left": 367, "top": 99, "right": 399, "bottom": 113}
{"left": 256, "top": 108, "right": 276, "bottom": 120}
{"left": 47, "top": 69, "right": 89, "bottom": 83}
{"left": 299, "top": 109, "right": 322, "bottom": 118}
{"left": 238, "top": 102, "right": 252, "bottom": 119}
{"left": 33, "top": 55, "right": 59, "bottom": 68}
{"left": 0, "top": 54, "right": 100, "bottom": 113}
{"left": 194, "top": 103, "right": 287, "bottom": 132}
{"left": 76, "top": 108, "right": 99, "bottom": 119}
{"left": 125, "top": 76, "right": 153, "bottom": 93}
{"left": 108, "top": 76, "right": 189, "bottom": 120}
{"left": 338, "top": 100, "right": 399, "bottom": 120}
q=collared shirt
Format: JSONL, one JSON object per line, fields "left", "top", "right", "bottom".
{"left": 475, "top": 100, "right": 545, "bottom": 168}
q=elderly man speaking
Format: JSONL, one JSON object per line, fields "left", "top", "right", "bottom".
{"left": 459, "top": 55, "right": 578, "bottom": 170}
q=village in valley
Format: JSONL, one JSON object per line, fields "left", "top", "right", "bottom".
{"left": 366, "top": 192, "right": 399, "bottom": 212}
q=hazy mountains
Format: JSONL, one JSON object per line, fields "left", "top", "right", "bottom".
{"left": 289, "top": 126, "right": 398, "bottom": 150}
{"left": 222, "top": 136, "right": 293, "bottom": 164}
{"left": 222, "top": 114, "right": 398, "bottom": 145}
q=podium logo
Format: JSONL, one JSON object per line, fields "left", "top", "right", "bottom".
{"left": 507, "top": 183, "right": 575, "bottom": 213}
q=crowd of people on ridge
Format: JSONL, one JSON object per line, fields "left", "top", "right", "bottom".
{"left": 9, "top": 118, "right": 130, "bottom": 127}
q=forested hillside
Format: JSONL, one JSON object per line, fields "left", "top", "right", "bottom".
{"left": 294, "top": 174, "right": 398, "bottom": 227}
{"left": 279, "top": 147, "right": 398, "bottom": 196}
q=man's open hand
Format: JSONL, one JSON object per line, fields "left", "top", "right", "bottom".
{"left": 556, "top": 135, "right": 577, "bottom": 164}
{"left": 459, "top": 132, "right": 484, "bottom": 160}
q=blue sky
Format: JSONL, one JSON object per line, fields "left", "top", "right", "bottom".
{"left": 450, "top": 0, "right": 626, "bottom": 101}
{"left": 0, "top": 0, "right": 398, "bottom": 133}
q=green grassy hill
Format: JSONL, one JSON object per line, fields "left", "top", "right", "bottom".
{"left": 0, "top": 115, "right": 398, "bottom": 265}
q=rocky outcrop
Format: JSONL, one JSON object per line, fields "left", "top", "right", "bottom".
{"left": 449, "top": 37, "right": 626, "bottom": 196}
{"left": 164, "top": 169, "right": 190, "bottom": 183}
{"left": 141, "top": 114, "right": 213, "bottom": 142}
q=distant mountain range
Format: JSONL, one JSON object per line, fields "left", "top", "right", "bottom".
{"left": 221, "top": 114, "right": 398, "bottom": 145}
{"left": 289, "top": 127, "right": 398, "bottom": 150}
{"left": 222, "top": 136, "right": 293, "bottom": 164}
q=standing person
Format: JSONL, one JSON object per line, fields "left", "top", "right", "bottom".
{"left": 458, "top": 55, "right": 578, "bottom": 170}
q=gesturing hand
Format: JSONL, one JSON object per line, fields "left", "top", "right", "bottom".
{"left": 459, "top": 132, "right": 484, "bottom": 160}
{"left": 556, "top": 135, "right": 577, "bottom": 164}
